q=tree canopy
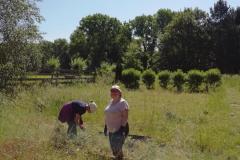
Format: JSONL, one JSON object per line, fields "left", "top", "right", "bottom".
{"left": 0, "top": 0, "right": 43, "bottom": 88}
{"left": 1, "top": 0, "right": 240, "bottom": 89}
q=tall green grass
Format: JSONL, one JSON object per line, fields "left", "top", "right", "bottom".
{"left": 0, "top": 75, "right": 240, "bottom": 159}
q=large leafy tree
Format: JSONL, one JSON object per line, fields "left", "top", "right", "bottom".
{"left": 110, "top": 22, "right": 132, "bottom": 81}
{"left": 39, "top": 40, "right": 54, "bottom": 71}
{"left": 236, "top": 7, "right": 240, "bottom": 25}
{"left": 131, "top": 15, "right": 158, "bottom": 69}
{"left": 122, "top": 40, "right": 143, "bottom": 71}
{"left": 69, "top": 29, "right": 87, "bottom": 59}
{"left": 108, "top": 22, "right": 132, "bottom": 64}
{"left": 159, "top": 9, "right": 212, "bottom": 71}
{"left": 0, "top": 0, "right": 43, "bottom": 88}
{"left": 53, "top": 38, "right": 70, "bottom": 70}
{"left": 210, "top": 0, "right": 240, "bottom": 73}
{"left": 71, "top": 13, "right": 123, "bottom": 71}
{"left": 25, "top": 43, "right": 42, "bottom": 72}
{"left": 155, "top": 9, "right": 175, "bottom": 33}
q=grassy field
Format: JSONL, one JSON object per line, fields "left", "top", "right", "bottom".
{"left": 0, "top": 75, "right": 240, "bottom": 160}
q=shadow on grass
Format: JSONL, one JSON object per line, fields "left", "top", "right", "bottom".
{"left": 98, "top": 132, "right": 151, "bottom": 141}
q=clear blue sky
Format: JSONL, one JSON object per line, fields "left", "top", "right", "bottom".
{"left": 38, "top": 0, "right": 240, "bottom": 42}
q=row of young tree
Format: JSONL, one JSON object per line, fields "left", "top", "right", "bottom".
{"left": 121, "top": 68, "right": 221, "bottom": 93}
{"left": 0, "top": 0, "right": 239, "bottom": 88}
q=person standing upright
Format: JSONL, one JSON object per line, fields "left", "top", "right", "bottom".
{"left": 104, "top": 85, "right": 129, "bottom": 160}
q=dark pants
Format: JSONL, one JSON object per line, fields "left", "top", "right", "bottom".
{"left": 67, "top": 121, "right": 77, "bottom": 138}
{"left": 109, "top": 130, "right": 125, "bottom": 159}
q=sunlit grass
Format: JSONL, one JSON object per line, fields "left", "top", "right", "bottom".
{"left": 0, "top": 75, "right": 240, "bottom": 159}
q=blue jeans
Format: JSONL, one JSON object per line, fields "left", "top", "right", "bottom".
{"left": 109, "top": 130, "right": 125, "bottom": 159}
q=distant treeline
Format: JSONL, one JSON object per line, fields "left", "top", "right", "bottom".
{"left": 0, "top": 0, "right": 240, "bottom": 89}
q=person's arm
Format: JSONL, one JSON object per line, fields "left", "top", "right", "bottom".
{"left": 121, "top": 109, "right": 128, "bottom": 127}
{"left": 79, "top": 116, "right": 84, "bottom": 129}
{"left": 118, "top": 109, "right": 129, "bottom": 136}
{"left": 74, "top": 113, "right": 84, "bottom": 129}
{"left": 104, "top": 124, "right": 107, "bottom": 136}
{"left": 74, "top": 113, "right": 80, "bottom": 124}
{"left": 120, "top": 101, "right": 129, "bottom": 136}
{"left": 79, "top": 116, "right": 83, "bottom": 125}
{"left": 121, "top": 100, "right": 129, "bottom": 126}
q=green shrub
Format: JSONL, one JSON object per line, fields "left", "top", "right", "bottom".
{"left": 158, "top": 70, "right": 170, "bottom": 89}
{"left": 71, "top": 58, "right": 87, "bottom": 74}
{"left": 121, "top": 68, "right": 141, "bottom": 89}
{"left": 205, "top": 68, "right": 221, "bottom": 90}
{"left": 142, "top": 69, "right": 156, "bottom": 89}
{"left": 96, "top": 62, "right": 116, "bottom": 84}
{"left": 172, "top": 69, "right": 185, "bottom": 92}
{"left": 187, "top": 70, "right": 205, "bottom": 92}
{"left": 97, "top": 62, "right": 116, "bottom": 76}
{"left": 47, "top": 58, "right": 60, "bottom": 73}
{"left": 0, "top": 63, "right": 15, "bottom": 89}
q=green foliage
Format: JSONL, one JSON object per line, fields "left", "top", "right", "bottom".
{"left": 131, "top": 15, "right": 157, "bottom": 69}
{"left": 0, "top": 0, "right": 43, "bottom": 89}
{"left": 142, "top": 69, "right": 156, "bottom": 89}
{"left": 72, "top": 13, "right": 123, "bottom": 70}
{"left": 210, "top": 0, "right": 229, "bottom": 21}
{"left": 172, "top": 69, "right": 185, "bottom": 92}
{"left": 209, "top": 0, "right": 240, "bottom": 73}
{"left": 97, "top": 62, "right": 115, "bottom": 76}
{"left": 121, "top": 68, "right": 141, "bottom": 89}
{"left": 159, "top": 9, "right": 211, "bottom": 71}
{"left": 205, "top": 68, "right": 221, "bottom": 88}
{"left": 39, "top": 40, "right": 55, "bottom": 70}
{"left": 95, "top": 62, "right": 116, "bottom": 84}
{"left": 69, "top": 30, "right": 87, "bottom": 59}
{"left": 158, "top": 70, "right": 171, "bottom": 88}
{"left": 47, "top": 58, "right": 60, "bottom": 73}
{"left": 187, "top": 70, "right": 205, "bottom": 92}
{"left": 122, "top": 40, "right": 143, "bottom": 71}
{"left": 25, "top": 44, "right": 43, "bottom": 72}
{"left": 1, "top": 76, "right": 240, "bottom": 159}
{"left": 65, "top": 1, "right": 240, "bottom": 74}
{"left": 71, "top": 58, "right": 86, "bottom": 74}
{"left": 0, "top": 63, "right": 15, "bottom": 89}
{"left": 131, "top": 15, "right": 157, "bottom": 53}
{"left": 155, "top": 9, "right": 175, "bottom": 32}
{"left": 53, "top": 39, "right": 70, "bottom": 69}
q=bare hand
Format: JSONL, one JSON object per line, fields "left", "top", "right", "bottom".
{"left": 79, "top": 124, "right": 85, "bottom": 130}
